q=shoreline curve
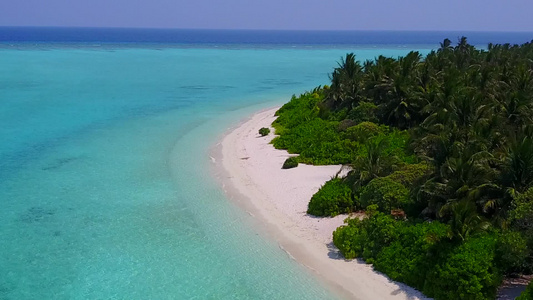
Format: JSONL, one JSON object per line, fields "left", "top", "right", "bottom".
{"left": 212, "top": 107, "right": 430, "bottom": 300}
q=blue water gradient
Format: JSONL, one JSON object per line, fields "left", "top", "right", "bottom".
{"left": 0, "top": 29, "right": 524, "bottom": 299}
{"left": 1, "top": 27, "right": 532, "bottom": 48}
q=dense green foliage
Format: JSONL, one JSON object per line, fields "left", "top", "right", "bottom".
{"left": 511, "top": 187, "right": 533, "bottom": 231}
{"left": 387, "top": 162, "right": 431, "bottom": 187}
{"left": 258, "top": 127, "right": 270, "bottom": 136}
{"left": 373, "top": 220, "right": 449, "bottom": 287}
{"left": 276, "top": 38, "right": 533, "bottom": 299}
{"left": 272, "top": 91, "right": 413, "bottom": 165}
{"left": 307, "top": 177, "right": 354, "bottom": 217}
{"left": 495, "top": 230, "right": 530, "bottom": 274}
{"left": 332, "top": 206, "right": 401, "bottom": 261}
{"left": 282, "top": 156, "right": 298, "bottom": 169}
{"left": 272, "top": 93, "right": 356, "bottom": 165}
{"left": 424, "top": 235, "right": 501, "bottom": 300}
{"left": 359, "top": 177, "right": 410, "bottom": 212}
{"left": 334, "top": 211, "right": 501, "bottom": 299}
{"left": 517, "top": 281, "right": 533, "bottom": 300}
{"left": 344, "top": 121, "right": 384, "bottom": 142}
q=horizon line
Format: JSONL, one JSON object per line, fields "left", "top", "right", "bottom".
{"left": 2, "top": 25, "right": 533, "bottom": 34}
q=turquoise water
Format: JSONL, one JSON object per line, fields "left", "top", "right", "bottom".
{"left": 0, "top": 46, "right": 430, "bottom": 299}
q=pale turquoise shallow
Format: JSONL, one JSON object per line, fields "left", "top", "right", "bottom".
{"left": 0, "top": 46, "right": 429, "bottom": 299}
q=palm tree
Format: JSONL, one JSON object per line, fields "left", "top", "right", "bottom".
{"left": 315, "top": 37, "right": 533, "bottom": 228}
{"left": 495, "top": 64, "right": 533, "bottom": 126}
{"left": 417, "top": 141, "right": 498, "bottom": 219}
{"left": 326, "top": 53, "right": 363, "bottom": 109}
{"left": 446, "top": 200, "right": 490, "bottom": 241}
{"left": 454, "top": 36, "right": 474, "bottom": 69}
{"left": 438, "top": 38, "right": 453, "bottom": 52}
{"left": 500, "top": 135, "right": 533, "bottom": 193}
{"left": 365, "top": 55, "right": 399, "bottom": 105}
{"left": 348, "top": 138, "right": 397, "bottom": 190}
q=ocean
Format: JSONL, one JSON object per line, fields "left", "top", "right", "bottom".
{"left": 0, "top": 28, "right": 531, "bottom": 299}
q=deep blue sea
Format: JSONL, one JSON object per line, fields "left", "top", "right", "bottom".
{"left": 0, "top": 28, "right": 531, "bottom": 299}
{"left": 1, "top": 27, "right": 532, "bottom": 48}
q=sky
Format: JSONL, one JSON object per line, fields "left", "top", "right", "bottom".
{"left": 1, "top": 0, "right": 533, "bottom": 32}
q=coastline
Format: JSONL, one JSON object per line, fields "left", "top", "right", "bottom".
{"left": 212, "top": 107, "right": 430, "bottom": 300}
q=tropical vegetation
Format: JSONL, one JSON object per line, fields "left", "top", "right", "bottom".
{"left": 258, "top": 127, "right": 270, "bottom": 136}
{"left": 518, "top": 280, "right": 533, "bottom": 300}
{"left": 282, "top": 156, "right": 298, "bottom": 169}
{"left": 307, "top": 177, "right": 354, "bottom": 216}
{"left": 273, "top": 37, "right": 533, "bottom": 299}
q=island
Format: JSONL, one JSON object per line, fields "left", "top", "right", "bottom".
{"left": 218, "top": 37, "right": 533, "bottom": 300}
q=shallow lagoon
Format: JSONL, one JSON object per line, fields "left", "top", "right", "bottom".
{"left": 0, "top": 45, "right": 432, "bottom": 299}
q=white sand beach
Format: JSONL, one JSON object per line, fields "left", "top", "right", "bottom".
{"left": 214, "top": 107, "right": 431, "bottom": 300}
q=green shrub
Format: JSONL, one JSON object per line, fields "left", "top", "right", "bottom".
{"left": 511, "top": 200, "right": 533, "bottom": 230}
{"left": 345, "top": 122, "right": 384, "bottom": 142}
{"left": 272, "top": 91, "right": 362, "bottom": 165}
{"left": 359, "top": 208, "right": 402, "bottom": 262}
{"left": 328, "top": 107, "right": 349, "bottom": 122}
{"left": 307, "top": 177, "right": 354, "bottom": 217}
{"left": 273, "top": 92, "right": 321, "bottom": 131}
{"left": 508, "top": 190, "right": 533, "bottom": 271}
{"left": 332, "top": 217, "right": 364, "bottom": 259}
{"left": 258, "top": 127, "right": 270, "bottom": 136}
{"left": 359, "top": 177, "right": 410, "bottom": 212}
{"left": 282, "top": 157, "right": 298, "bottom": 169}
{"left": 495, "top": 231, "right": 529, "bottom": 274}
{"left": 271, "top": 91, "right": 415, "bottom": 166}
{"left": 373, "top": 221, "right": 450, "bottom": 287}
{"left": 510, "top": 187, "right": 533, "bottom": 231}
{"left": 333, "top": 207, "right": 402, "bottom": 262}
{"left": 517, "top": 280, "right": 533, "bottom": 300}
{"left": 353, "top": 129, "right": 416, "bottom": 165}
{"left": 333, "top": 211, "right": 502, "bottom": 300}
{"left": 272, "top": 118, "right": 357, "bottom": 165}
{"left": 424, "top": 234, "right": 501, "bottom": 300}
{"left": 379, "top": 129, "right": 417, "bottom": 164}
{"left": 525, "top": 229, "right": 533, "bottom": 273}
{"left": 387, "top": 162, "right": 432, "bottom": 187}
{"left": 337, "top": 119, "right": 357, "bottom": 132}
{"left": 383, "top": 162, "right": 433, "bottom": 217}
{"left": 347, "top": 101, "right": 378, "bottom": 123}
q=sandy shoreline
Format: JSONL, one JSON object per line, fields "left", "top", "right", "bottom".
{"left": 213, "top": 107, "right": 430, "bottom": 300}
